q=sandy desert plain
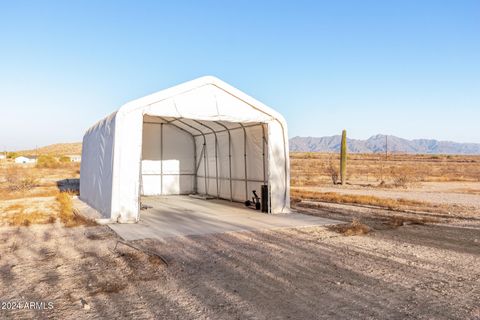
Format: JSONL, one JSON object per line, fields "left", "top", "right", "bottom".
{"left": 0, "top": 149, "right": 479, "bottom": 319}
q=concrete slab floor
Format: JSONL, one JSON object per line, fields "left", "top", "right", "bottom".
{"left": 108, "top": 196, "right": 340, "bottom": 241}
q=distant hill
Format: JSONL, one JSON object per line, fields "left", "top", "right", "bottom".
{"left": 18, "top": 142, "right": 82, "bottom": 156}
{"left": 290, "top": 134, "right": 480, "bottom": 155}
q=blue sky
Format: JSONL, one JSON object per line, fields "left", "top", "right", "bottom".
{"left": 0, "top": 0, "right": 479, "bottom": 150}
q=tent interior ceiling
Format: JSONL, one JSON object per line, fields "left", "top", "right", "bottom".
{"left": 143, "top": 115, "right": 264, "bottom": 135}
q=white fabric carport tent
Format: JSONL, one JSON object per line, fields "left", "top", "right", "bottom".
{"left": 80, "top": 76, "right": 290, "bottom": 223}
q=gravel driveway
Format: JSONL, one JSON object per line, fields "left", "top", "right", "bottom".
{"left": 1, "top": 209, "right": 479, "bottom": 319}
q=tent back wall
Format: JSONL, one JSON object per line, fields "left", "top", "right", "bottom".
{"left": 141, "top": 122, "right": 195, "bottom": 196}
{"left": 193, "top": 121, "right": 267, "bottom": 202}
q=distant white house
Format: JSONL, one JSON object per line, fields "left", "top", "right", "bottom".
{"left": 66, "top": 155, "right": 81, "bottom": 162}
{"left": 14, "top": 156, "right": 37, "bottom": 164}
{"left": 0, "top": 154, "right": 5, "bottom": 160}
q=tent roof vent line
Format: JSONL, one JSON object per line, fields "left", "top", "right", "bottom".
{"left": 117, "top": 76, "right": 284, "bottom": 123}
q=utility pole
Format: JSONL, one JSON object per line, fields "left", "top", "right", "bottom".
{"left": 385, "top": 135, "right": 388, "bottom": 161}
{"left": 340, "top": 130, "right": 347, "bottom": 185}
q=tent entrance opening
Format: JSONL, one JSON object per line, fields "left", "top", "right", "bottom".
{"left": 140, "top": 115, "right": 269, "bottom": 211}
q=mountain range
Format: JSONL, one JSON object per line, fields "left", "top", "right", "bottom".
{"left": 14, "top": 136, "right": 480, "bottom": 156}
{"left": 289, "top": 134, "right": 480, "bottom": 155}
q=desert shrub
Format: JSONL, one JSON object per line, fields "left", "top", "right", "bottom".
{"left": 57, "top": 192, "right": 95, "bottom": 227}
{"left": 385, "top": 216, "right": 437, "bottom": 228}
{"left": 4, "top": 167, "right": 38, "bottom": 191}
{"left": 389, "top": 166, "right": 412, "bottom": 188}
{"left": 4, "top": 167, "right": 19, "bottom": 184}
{"left": 328, "top": 219, "right": 371, "bottom": 236}
{"left": 7, "top": 152, "right": 19, "bottom": 159}
{"left": 374, "top": 162, "right": 386, "bottom": 184}
{"left": 15, "top": 176, "right": 38, "bottom": 191}
{"left": 392, "top": 174, "right": 409, "bottom": 188}
{"left": 3, "top": 204, "right": 54, "bottom": 226}
{"left": 59, "top": 156, "right": 71, "bottom": 163}
{"left": 36, "top": 155, "right": 60, "bottom": 168}
{"left": 290, "top": 189, "right": 427, "bottom": 211}
{"left": 327, "top": 162, "right": 339, "bottom": 185}
{"left": 57, "top": 192, "right": 73, "bottom": 224}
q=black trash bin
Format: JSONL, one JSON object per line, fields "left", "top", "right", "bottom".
{"left": 261, "top": 184, "right": 269, "bottom": 213}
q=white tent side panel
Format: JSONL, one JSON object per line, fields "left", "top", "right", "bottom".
{"left": 79, "top": 112, "right": 117, "bottom": 218}
{"left": 110, "top": 111, "right": 144, "bottom": 222}
{"left": 268, "top": 120, "right": 290, "bottom": 213}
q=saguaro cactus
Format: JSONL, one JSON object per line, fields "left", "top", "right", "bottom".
{"left": 340, "top": 129, "right": 347, "bottom": 185}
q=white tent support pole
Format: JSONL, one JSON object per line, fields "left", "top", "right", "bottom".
{"left": 153, "top": 117, "right": 198, "bottom": 193}
{"left": 261, "top": 124, "right": 267, "bottom": 185}
{"left": 192, "top": 123, "right": 263, "bottom": 137}
{"left": 239, "top": 123, "right": 248, "bottom": 200}
{"left": 143, "top": 173, "right": 195, "bottom": 176}
{"left": 160, "top": 118, "right": 177, "bottom": 124}
{"left": 195, "top": 145, "right": 205, "bottom": 174}
{"left": 160, "top": 123, "right": 164, "bottom": 195}
{"left": 192, "top": 120, "right": 219, "bottom": 199}
{"left": 203, "top": 142, "right": 207, "bottom": 196}
{"left": 196, "top": 176, "right": 265, "bottom": 183}
{"left": 138, "top": 118, "right": 145, "bottom": 220}
{"left": 173, "top": 119, "right": 208, "bottom": 195}
{"left": 213, "top": 121, "right": 233, "bottom": 201}
{"left": 144, "top": 118, "right": 178, "bottom": 124}
{"left": 193, "top": 137, "right": 197, "bottom": 193}
{"left": 144, "top": 120, "right": 192, "bottom": 136}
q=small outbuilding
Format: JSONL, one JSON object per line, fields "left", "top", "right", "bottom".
{"left": 80, "top": 76, "right": 290, "bottom": 223}
{"left": 66, "top": 155, "right": 82, "bottom": 162}
{"left": 15, "top": 156, "right": 37, "bottom": 164}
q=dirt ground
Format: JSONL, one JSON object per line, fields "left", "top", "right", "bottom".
{"left": 294, "top": 181, "right": 480, "bottom": 216}
{"left": 1, "top": 205, "right": 479, "bottom": 319}
{"left": 0, "top": 162, "right": 79, "bottom": 227}
{"left": 1, "top": 156, "right": 479, "bottom": 319}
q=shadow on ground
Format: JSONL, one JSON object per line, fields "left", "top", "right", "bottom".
{"left": 0, "top": 216, "right": 478, "bottom": 319}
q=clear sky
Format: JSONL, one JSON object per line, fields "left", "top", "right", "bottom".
{"left": 1, "top": 0, "right": 479, "bottom": 150}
